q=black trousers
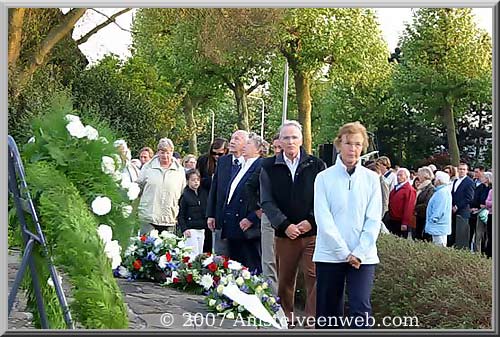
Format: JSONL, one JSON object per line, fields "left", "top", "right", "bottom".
{"left": 315, "top": 262, "right": 376, "bottom": 329}
{"left": 227, "top": 238, "right": 262, "bottom": 274}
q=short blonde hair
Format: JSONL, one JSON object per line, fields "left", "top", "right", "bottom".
{"left": 418, "top": 166, "right": 434, "bottom": 181}
{"left": 334, "top": 121, "right": 369, "bottom": 152}
{"left": 377, "top": 156, "right": 391, "bottom": 169}
{"left": 157, "top": 137, "right": 174, "bottom": 151}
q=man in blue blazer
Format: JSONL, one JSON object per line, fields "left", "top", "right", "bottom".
{"left": 449, "top": 162, "right": 475, "bottom": 249}
{"left": 207, "top": 130, "right": 248, "bottom": 256}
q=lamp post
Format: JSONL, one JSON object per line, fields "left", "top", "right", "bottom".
{"left": 210, "top": 109, "right": 215, "bottom": 144}
{"left": 248, "top": 95, "right": 265, "bottom": 138}
{"left": 282, "top": 60, "right": 289, "bottom": 124}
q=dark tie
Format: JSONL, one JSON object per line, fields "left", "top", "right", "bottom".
{"left": 231, "top": 158, "right": 241, "bottom": 178}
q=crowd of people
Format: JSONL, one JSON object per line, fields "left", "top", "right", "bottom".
{"left": 115, "top": 120, "right": 492, "bottom": 329}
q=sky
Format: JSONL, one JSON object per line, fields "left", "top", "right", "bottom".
{"left": 72, "top": 8, "right": 493, "bottom": 65}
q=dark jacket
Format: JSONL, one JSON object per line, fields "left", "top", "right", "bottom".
{"left": 451, "top": 176, "right": 475, "bottom": 219}
{"left": 206, "top": 154, "right": 238, "bottom": 229}
{"left": 178, "top": 187, "right": 208, "bottom": 233}
{"left": 414, "top": 181, "right": 434, "bottom": 219}
{"left": 196, "top": 154, "right": 213, "bottom": 193}
{"left": 259, "top": 147, "right": 326, "bottom": 238}
{"left": 470, "top": 183, "right": 491, "bottom": 209}
{"left": 221, "top": 158, "right": 262, "bottom": 240}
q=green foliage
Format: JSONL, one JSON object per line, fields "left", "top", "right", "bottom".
{"left": 22, "top": 93, "right": 138, "bottom": 249}
{"left": 24, "top": 161, "right": 129, "bottom": 328}
{"left": 372, "top": 234, "right": 492, "bottom": 328}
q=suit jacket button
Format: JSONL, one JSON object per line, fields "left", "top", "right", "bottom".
{"left": 240, "top": 199, "right": 243, "bottom": 202}
{"left": 236, "top": 213, "right": 239, "bottom": 217}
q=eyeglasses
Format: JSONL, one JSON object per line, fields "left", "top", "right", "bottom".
{"left": 342, "top": 142, "right": 363, "bottom": 149}
{"left": 211, "top": 151, "right": 226, "bottom": 157}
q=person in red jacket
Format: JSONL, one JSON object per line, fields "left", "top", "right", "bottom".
{"left": 388, "top": 168, "right": 416, "bottom": 239}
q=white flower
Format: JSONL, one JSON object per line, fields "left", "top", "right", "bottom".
{"left": 118, "top": 266, "right": 131, "bottom": 278}
{"left": 127, "top": 183, "right": 140, "bottom": 201}
{"left": 99, "top": 137, "right": 109, "bottom": 144}
{"left": 216, "top": 304, "right": 223, "bottom": 312}
{"left": 122, "top": 205, "right": 133, "bottom": 218}
{"left": 220, "top": 276, "right": 228, "bottom": 285}
{"left": 97, "top": 224, "right": 113, "bottom": 244}
{"left": 226, "top": 274, "right": 233, "bottom": 282}
{"left": 158, "top": 255, "right": 168, "bottom": 269}
{"left": 64, "top": 114, "right": 80, "bottom": 123}
{"left": 112, "top": 170, "right": 122, "bottom": 182}
{"left": 125, "top": 244, "right": 137, "bottom": 256}
{"left": 236, "top": 277, "right": 244, "bottom": 286}
{"left": 84, "top": 125, "right": 99, "bottom": 140}
{"left": 101, "top": 156, "right": 116, "bottom": 175}
{"left": 217, "top": 285, "right": 224, "bottom": 294}
{"left": 228, "top": 260, "right": 242, "bottom": 271}
{"left": 153, "top": 238, "right": 163, "bottom": 247}
{"left": 200, "top": 274, "right": 214, "bottom": 290}
{"left": 262, "top": 282, "right": 268, "bottom": 290}
{"left": 268, "top": 297, "right": 276, "bottom": 305}
{"left": 104, "top": 240, "right": 122, "bottom": 269}
{"left": 47, "top": 274, "right": 63, "bottom": 288}
{"left": 226, "top": 312, "right": 235, "bottom": 319}
{"left": 241, "top": 269, "right": 251, "bottom": 280}
{"left": 149, "top": 229, "right": 160, "bottom": 239}
{"left": 208, "top": 299, "right": 217, "bottom": 307}
{"left": 28, "top": 136, "right": 35, "bottom": 143}
{"left": 120, "top": 177, "right": 132, "bottom": 190}
{"left": 202, "top": 255, "right": 214, "bottom": 267}
{"left": 66, "top": 120, "right": 86, "bottom": 138}
{"left": 177, "top": 240, "right": 185, "bottom": 249}
{"left": 160, "top": 231, "right": 176, "bottom": 240}
{"left": 255, "top": 285, "right": 263, "bottom": 294}
{"left": 91, "top": 196, "right": 112, "bottom": 216}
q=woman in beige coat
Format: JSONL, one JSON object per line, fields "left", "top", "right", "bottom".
{"left": 137, "top": 138, "right": 186, "bottom": 234}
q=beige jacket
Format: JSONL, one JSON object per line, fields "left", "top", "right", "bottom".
{"left": 137, "top": 157, "right": 186, "bottom": 227}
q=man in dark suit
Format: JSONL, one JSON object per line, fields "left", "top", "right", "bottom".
{"left": 449, "top": 162, "right": 475, "bottom": 249}
{"left": 207, "top": 130, "right": 248, "bottom": 256}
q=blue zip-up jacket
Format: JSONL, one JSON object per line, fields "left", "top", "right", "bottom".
{"left": 425, "top": 184, "right": 452, "bottom": 236}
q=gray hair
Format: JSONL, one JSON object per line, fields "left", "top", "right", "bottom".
{"left": 434, "top": 171, "right": 450, "bottom": 185}
{"left": 247, "top": 132, "right": 268, "bottom": 156}
{"left": 396, "top": 167, "right": 411, "bottom": 181}
{"left": 279, "top": 120, "right": 303, "bottom": 139}
{"left": 484, "top": 171, "right": 493, "bottom": 185}
{"left": 418, "top": 166, "right": 434, "bottom": 181}
{"left": 232, "top": 130, "right": 249, "bottom": 141}
{"left": 157, "top": 137, "right": 174, "bottom": 151}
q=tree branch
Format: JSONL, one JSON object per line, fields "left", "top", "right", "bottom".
{"left": 246, "top": 78, "right": 266, "bottom": 95}
{"left": 8, "top": 8, "right": 26, "bottom": 69}
{"left": 76, "top": 8, "right": 132, "bottom": 45}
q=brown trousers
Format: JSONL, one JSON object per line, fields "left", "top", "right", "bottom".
{"left": 275, "top": 235, "right": 316, "bottom": 321}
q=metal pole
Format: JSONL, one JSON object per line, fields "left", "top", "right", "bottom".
{"left": 211, "top": 109, "right": 215, "bottom": 144}
{"left": 260, "top": 99, "right": 265, "bottom": 139}
{"left": 282, "top": 60, "right": 289, "bottom": 124}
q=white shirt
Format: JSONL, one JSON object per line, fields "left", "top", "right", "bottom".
{"left": 232, "top": 154, "right": 244, "bottom": 167}
{"left": 284, "top": 152, "right": 300, "bottom": 182}
{"left": 453, "top": 176, "right": 466, "bottom": 192}
{"left": 227, "top": 157, "right": 259, "bottom": 204}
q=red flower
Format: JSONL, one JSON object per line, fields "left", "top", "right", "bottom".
{"left": 206, "top": 252, "right": 211, "bottom": 257}
{"left": 173, "top": 277, "right": 179, "bottom": 283}
{"left": 223, "top": 255, "right": 230, "bottom": 262}
{"left": 133, "top": 259, "right": 142, "bottom": 270}
{"left": 166, "top": 252, "right": 172, "bottom": 262}
{"left": 208, "top": 262, "right": 218, "bottom": 272}
{"left": 223, "top": 261, "right": 229, "bottom": 269}
{"left": 186, "top": 274, "right": 193, "bottom": 283}
{"left": 182, "top": 256, "right": 190, "bottom": 263}
{"left": 140, "top": 235, "right": 147, "bottom": 242}
{"left": 188, "top": 263, "right": 192, "bottom": 268}
{"left": 213, "top": 275, "right": 220, "bottom": 283}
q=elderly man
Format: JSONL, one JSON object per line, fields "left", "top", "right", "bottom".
{"left": 260, "top": 120, "right": 326, "bottom": 327}
{"left": 207, "top": 130, "right": 249, "bottom": 256}
{"left": 137, "top": 138, "right": 186, "bottom": 234}
{"left": 449, "top": 162, "right": 475, "bottom": 249}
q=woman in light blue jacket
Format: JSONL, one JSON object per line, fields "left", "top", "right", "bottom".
{"left": 313, "top": 122, "right": 382, "bottom": 329}
{"left": 424, "top": 171, "right": 452, "bottom": 247}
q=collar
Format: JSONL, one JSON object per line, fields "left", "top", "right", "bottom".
{"left": 275, "top": 147, "right": 308, "bottom": 166}
{"left": 283, "top": 151, "right": 300, "bottom": 165}
{"left": 243, "top": 156, "right": 259, "bottom": 169}
{"left": 150, "top": 156, "right": 182, "bottom": 170}
{"left": 335, "top": 154, "right": 362, "bottom": 174}
{"left": 232, "top": 154, "right": 244, "bottom": 165}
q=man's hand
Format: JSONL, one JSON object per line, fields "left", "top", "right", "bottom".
{"left": 297, "top": 220, "right": 312, "bottom": 234}
{"left": 239, "top": 218, "right": 253, "bottom": 231}
{"left": 207, "top": 217, "right": 216, "bottom": 231}
{"left": 452, "top": 206, "right": 458, "bottom": 213}
{"left": 285, "top": 224, "right": 301, "bottom": 240}
{"left": 183, "top": 230, "right": 191, "bottom": 238}
{"left": 401, "top": 224, "right": 408, "bottom": 232}
{"left": 347, "top": 254, "right": 361, "bottom": 269}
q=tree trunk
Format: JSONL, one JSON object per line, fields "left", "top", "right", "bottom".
{"left": 233, "top": 79, "right": 250, "bottom": 131}
{"left": 442, "top": 104, "right": 460, "bottom": 166}
{"left": 8, "top": 8, "right": 26, "bottom": 69}
{"left": 183, "top": 94, "right": 198, "bottom": 156}
{"left": 293, "top": 70, "right": 312, "bottom": 154}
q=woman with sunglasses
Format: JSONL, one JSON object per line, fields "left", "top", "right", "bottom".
{"left": 196, "top": 137, "right": 228, "bottom": 251}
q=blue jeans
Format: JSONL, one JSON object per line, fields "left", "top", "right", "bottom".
{"left": 315, "top": 262, "right": 376, "bottom": 329}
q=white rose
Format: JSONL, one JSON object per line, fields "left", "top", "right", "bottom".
{"left": 66, "top": 120, "right": 86, "bottom": 138}
{"left": 118, "top": 266, "right": 131, "bottom": 278}
{"left": 208, "top": 299, "right": 217, "bottom": 307}
{"left": 236, "top": 277, "right": 244, "bottom": 286}
{"left": 84, "top": 125, "right": 99, "bottom": 140}
{"left": 217, "top": 285, "right": 224, "bottom": 294}
{"left": 101, "top": 156, "right": 115, "bottom": 175}
{"left": 104, "top": 240, "right": 122, "bottom": 269}
{"left": 97, "top": 224, "right": 113, "bottom": 244}
{"left": 120, "top": 177, "right": 131, "bottom": 190}
{"left": 122, "top": 205, "right": 133, "bottom": 218}
{"left": 91, "top": 196, "right": 112, "bottom": 216}
{"left": 158, "top": 255, "right": 168, "bottom": 269}
{"left": 127, "top": 183, "right": 140, "bottom": 201}
{"left": 177, "top": 240, "right": 185, "bottom": 249}
{"left": 149, "top": 229, "right": 160, "bottom": 239}
{"left": 153, "top": 238, "right": 163, "bottom": 247}
{"left": 241, "top": 269, "right": 251, "bottom": 280}
{"left": 262, "top": 282, "right": 268, "bottom": 290}
{"left": 228, "top": 260, "right": 242, "bottom": 271}
{"left": 64, "top": 114, "right": 80, "bottom": 123}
